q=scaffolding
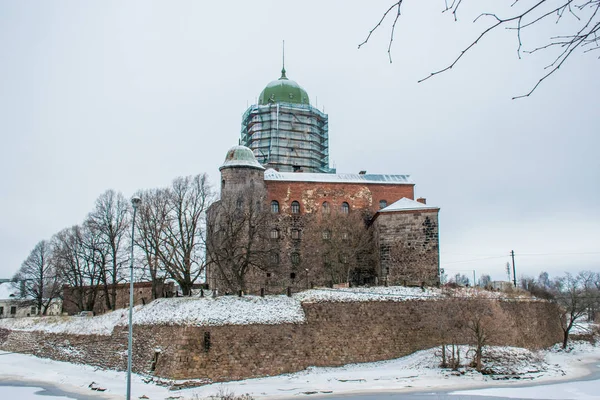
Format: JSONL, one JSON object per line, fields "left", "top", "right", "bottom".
{"left": 241, "top": 102, "right": 334, "bottom": 173}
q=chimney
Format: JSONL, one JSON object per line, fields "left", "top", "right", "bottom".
{"left": 416, "top": 197, "right": 427, "bottom": 204}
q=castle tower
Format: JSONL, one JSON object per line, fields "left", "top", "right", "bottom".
{"left": 219, "top": 145, "right": 266, "bottom": 198}
{"left": 240, "top": 66, "right": 333, "bottom": 173}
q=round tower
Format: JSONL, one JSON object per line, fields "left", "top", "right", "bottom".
{"left": 219, "top": 145, "right": 266, "bottom": 199}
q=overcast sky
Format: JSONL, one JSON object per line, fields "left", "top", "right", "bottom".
{"left": 1, "top": 1, "right": 598, "bottom": 283}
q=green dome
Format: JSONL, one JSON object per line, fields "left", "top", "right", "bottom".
{"left": 258, "top": 68, "right": 309, "bottom": 105}
{"left": 219, "top": 145, "right": 265, "bottom": 171}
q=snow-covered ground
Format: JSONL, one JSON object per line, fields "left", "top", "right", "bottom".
{"left": 0, "top": 286, "right": 534, "bottom": 336}
{"left": 1, "top": 340, "right": 598, "bottom": 400}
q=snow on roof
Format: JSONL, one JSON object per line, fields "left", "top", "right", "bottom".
{"left": 378, "top": 197, "right": 439, "bottom": 213}
{"left": 0, "top": 282, "right": 17, "bottom": 300}
{"left": 264, "top": 169, "right": 413, "bottom": 185}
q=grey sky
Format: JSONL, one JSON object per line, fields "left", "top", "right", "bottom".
{"left": 1, "top": 1, "right": 598, "bottom": 283}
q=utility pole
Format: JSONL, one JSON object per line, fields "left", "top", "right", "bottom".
{"left": 511, "top": 250, "right": 517, "bottom": 287}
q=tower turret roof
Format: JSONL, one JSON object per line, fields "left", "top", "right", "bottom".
{"left": 258, "top": 68, "right": 310, "bottom": 105}
{"left": 219, "top": 145, "right": 265, "bottom": 171}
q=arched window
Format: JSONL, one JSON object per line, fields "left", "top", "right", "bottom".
{"left": 340, "top": 202, "right": 349, "bottom": 214}
{"left": 291, "top": 229, "right": 301, "bottom": 240}
{"left": 322, "top": 201, "right": 330, "bottom": 214}
{"left": 291, "top": 201, "right": 300, "bottom": 214}
{"left": 342, "top": 231, "right": 349, "bottom": 241}
{"left": 322, "top": 229, "right": 331, "bottom": 240}
{"left": 379, "top": 200, "right": 388, "bottom": 209}
{"left": 271, "top": 200, "right": 279, "bottom": 214}
{"left": 270, "top": 229, "right": 279, "bottom": 239}
{"left": 270, "top": 252, "right": 280, "bottom": 265}
{"left": 291, "top": 252, "right": 300, "bottom": 266}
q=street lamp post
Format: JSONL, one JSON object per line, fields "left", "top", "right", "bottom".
{"left": 127, "top": 196, "right": 142, "bottom": 400}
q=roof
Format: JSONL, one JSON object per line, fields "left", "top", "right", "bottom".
{"left": 219, "top": 145, "right": 265, "bottom": 171}
{"left": 378, "top": 197, "right": 439, "bottom": 213}
{"left": 258, "top": 69, "right": 310, "bottom": 105}
{"left": 0, "top": 282, "right": 18, "bottom": 300}
{"left": 264, "top": 169, "right": 413, "bottom": 185}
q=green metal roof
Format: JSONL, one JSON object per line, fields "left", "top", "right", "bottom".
{"left": 258, "top": 68, "right": 309, "bottom": 105}
{"left": 219, "top": 145, "right": 265, "bottom": 171}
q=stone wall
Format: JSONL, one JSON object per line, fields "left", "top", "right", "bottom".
{"left": 0, "top": 298, "right": 562, "bottom": 382}
{"left": 374, "top": 209, "right": 440, "bottom": 286}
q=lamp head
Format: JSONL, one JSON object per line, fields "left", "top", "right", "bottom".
{"left": 131, "top": 196, "right": 142, "bottom": 209}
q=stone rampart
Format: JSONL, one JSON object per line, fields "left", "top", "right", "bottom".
{"left": 0, "top": 298, "right": 562, "bottom": 382}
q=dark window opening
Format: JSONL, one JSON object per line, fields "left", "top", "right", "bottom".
{"left": 221, "top": 179, "right": 225, "bottom": 189}
{"left": 290, "top": 272, "right": 296, "bottom": 279}
{"left": 291, "top": 252, "right": 300, "bottom": 265}
{"left": 341, "top": 202, "right": 349, "bottom": 214}
{"left": 204, "top": 332, "right": 211, "bottom": 352}
{"left": 271, "top": 200, "right": 279, "bottom": 214}
{"left": 270, "top": 252, "right": 280, "bottom": 265}
{"left": 150, "top": 351, "right": 160, "bottom": 372}
{"left": 322, "top": 201, "right": 330, "bottom": 214}
{"left": 291, "top": 201, "right": 300, "bottom": 214}
{"left": 10, "top": 306, "right": 16, "bottom": 315}
{"left": 322, "top": 230, "right": 331, "bottom": 240}
{"left": 266, "top": 272, "right": 272, "bottom": 278}
{"left": 379, "top": 200, "right": 387, "bottom": 209}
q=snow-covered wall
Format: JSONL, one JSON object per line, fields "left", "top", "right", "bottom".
{"left": 0, "top": 289, "right": 562, "bottom": 382}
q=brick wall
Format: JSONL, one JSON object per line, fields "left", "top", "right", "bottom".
{"left": 0, "top": 298, "right": 562, "bottom": 382}
{"left": 266, "top": 181, "right": 415, "bottom": 215}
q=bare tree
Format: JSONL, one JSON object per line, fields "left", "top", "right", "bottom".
{"left": 360, "top": 1, "right": 600, "bottom": 98}
{"left": 87, "top": 190, "right": 130, "bottom": 311}
{"left": 301, "top": 211, "right": 376, "bottom": 287}
{"left": 136, "top": 175, "right": 212, "bottom": 296}
{"left": 551, "top": 272, "right": 593, "bottom": 348}
{"left": 206, "top": 186, "right": 272, "bottom": 293}
{"left": 136, "top": 188, "right": 171, "bottom": 299}
{"left": 53, "top": 224, "right": 104, "bottom": 313}
{"left": 12, "top": 240, "right": 62, "bottom": 315}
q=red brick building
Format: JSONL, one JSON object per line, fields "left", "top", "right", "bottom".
{"left": 206, "top": 146, "right": 440, "bottom": 293}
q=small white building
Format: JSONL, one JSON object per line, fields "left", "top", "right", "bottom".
{"left": 0, "top": 282, "right": 62, "bottom": 318}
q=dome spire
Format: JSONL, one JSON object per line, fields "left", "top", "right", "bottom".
{"left": 280, "top": 40, "right": 287, "bottom": 80}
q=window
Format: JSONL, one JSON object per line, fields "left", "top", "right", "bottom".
{"left": 342, "top": 231, "right": 349, "bottom": 241}
{"left": 204, "top": 332, "right": 211, "bottom": 352}
{"left": 270, "top": 252, "right": 280, "bottom": 265}
{"left": 379, "top": 200, "right": 388, "bottom": 209}
{"left": 291, "top": 229, "right": 301, "bottom": 240}
{"left": 0, "top": 306, "right": 3, "bottom": 315}
{"left": 10, "top": 306, "right": 16, "bottom": 315}
{"left": 322, "top": 201, "right": 330, "bottom": 214}
{"left": 236, "top": 198, "right": 243, "bottom": 210}
{"left": 291, "top": 201, "right": 300, "bottom": 214}
{"left": 271, "top": 200, "right": 279, "bottom": 214}
{"left": 221, "top": 179, "right": 225, "bottom": 189}
{"left": 290, "top": 272, "right": 296, "bottom": 279}
{"left": 266, "top": 272, "right": 272, "bottom": 278}
{"left": 322, "top": 230, "right": 331, "bottom": 240}
{"left": 291, "top": 252, "right": 300, "bottom": 265}
{"left": 339, "top": 254, "right": 349, "bottom": 264}
{"left": 341, "top": 202, "right": 349, "bottom": 214}
{"left": 270, "top": 229, "right": 279, "bottom": 239}
{"left": 30, "top": 307, "right": 36, "bottom": 316}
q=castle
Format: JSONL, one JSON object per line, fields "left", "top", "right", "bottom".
{"left": 206, "top": 66, "right": 440, "bottom": 294}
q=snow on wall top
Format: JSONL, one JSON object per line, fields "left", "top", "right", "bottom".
{"left": 264, "top": 169, "right": 413, "bottom": 185}
{"left": 0, "top": 287, "right": 534, "bottom": 335}
{"left": 122, "top": 295, "right": 305, "bottom": 327}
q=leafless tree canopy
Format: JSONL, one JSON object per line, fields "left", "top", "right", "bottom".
{"left": 206, "top": 187, "right": 273, "bottom": 293}
{"left": 360, "top": 1, "right": 600, "bottom": 98}
{"left": 137, "top": 174, "right": 212, "bottom": 296}
{"left": 12, "top": 240, "right": 61, "bottom": 315}
{"left": 87, "top": 190, "right": 130, "bottom": 311}
{"left": 301, "top": 211, "right": 376, "bottom": 286}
